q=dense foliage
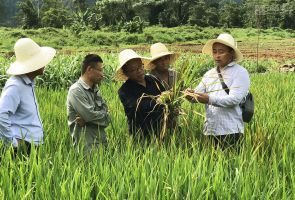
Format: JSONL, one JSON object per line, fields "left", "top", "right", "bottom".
{"left": 1, "top": 0, "right": 295, "bottom": 30}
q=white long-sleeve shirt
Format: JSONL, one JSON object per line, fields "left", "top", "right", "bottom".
{"left": 195, "top": 62, "right": 250, "bottom": 135}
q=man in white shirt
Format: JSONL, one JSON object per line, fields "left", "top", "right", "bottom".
{"left": 185, "top": 33, "right": 250, "bottom": 148}
{"left": 0, "top": 38, "right": 55, "bottom": 155}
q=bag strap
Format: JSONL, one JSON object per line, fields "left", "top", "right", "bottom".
{"left": 216, "top": 67, "right": 230, "bottom": 95}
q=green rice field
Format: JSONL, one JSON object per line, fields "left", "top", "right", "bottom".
{"left": 0, "top": 52, "right": 294, "bottom": 199}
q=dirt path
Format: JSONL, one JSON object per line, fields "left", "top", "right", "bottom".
{"left": 130, "top": 39, "right": 295, "bottom": 60}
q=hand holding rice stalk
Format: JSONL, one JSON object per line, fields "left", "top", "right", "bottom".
{"left": 154, "top": 56, "right": 209, "bottom": 140}
{"left": 156, "top": 90, "right": 173, "bottom": 105}
{"left": 155, "top": 54, "right": 239, "bottom": 141}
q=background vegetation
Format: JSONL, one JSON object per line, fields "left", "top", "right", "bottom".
{"left": 0, "top": 26, "right": 294, "bottom": 53}
{"left": 1, "top": 0, "right": 295, "bottom": 30}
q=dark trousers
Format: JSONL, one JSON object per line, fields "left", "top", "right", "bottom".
{"left": 1, "top": 140, "right": 37, "bottom": 161}
{"left": 204, "top": 133, "right": 243, "bottom": 150}
{"left": 13, "top": 140, "right": 35, "bottom": 156}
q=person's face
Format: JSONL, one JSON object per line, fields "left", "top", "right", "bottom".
{"left": 153, "top": 55, "right": 171, "bottom": 71}
{"left": 123, "top": 58, "right": 145, "bottom": 82}
{"left": 88, "top": 62, "right": 104, "bottom": 84}
{"left": 212, "top": 43, "right": 234, "bottom": 68}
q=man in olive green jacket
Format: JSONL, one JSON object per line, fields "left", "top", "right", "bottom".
{"left": 67, "top": 54, "right": 110, "bottom": 151}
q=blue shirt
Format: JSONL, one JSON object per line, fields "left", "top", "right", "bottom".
{"left": 0, "top": 75, "right": 43, "bottom": 147}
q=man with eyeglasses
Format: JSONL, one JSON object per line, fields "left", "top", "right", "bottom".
{"left": 115, "top": 49, "right": 166, "bottom": 140}
{"left": 66, "top": 54, "right": 110, "bottom": 152}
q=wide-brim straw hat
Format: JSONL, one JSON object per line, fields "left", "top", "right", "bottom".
{"left": 7, "top": 38, "right": 56, "bottom": 75}
{"left": 202, "top": 33, "right": 243, "bottom": 63}
{"left": 145, "top": 42, "right": 180, "bottom": 70}
{"left": 114, "top": 49, "right": 149, "bottom": 81}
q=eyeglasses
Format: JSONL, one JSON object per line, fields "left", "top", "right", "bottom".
{"left": 125, "top": 64, "right": 144, "bottom": 73}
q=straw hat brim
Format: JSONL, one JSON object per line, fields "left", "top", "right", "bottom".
{"left": 7, "top": 47, "right": 56, "bottom": 75}
{"left": 202, "top": 39, "right": 243, "bottom": 63}
{"left": 114, "top": 57, "right": 150, "bottom": 82}
{"left": 145, "top": 52, "right": 180, "bottom": 70}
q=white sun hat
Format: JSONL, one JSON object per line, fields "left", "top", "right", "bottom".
{"left": 7, "top": 38, "right": 56, "bottom": 75}
{"left": 145, "top": 42, "right": 180, "bottom": 70}
{"left": 202, "top": 33, "right": 243, "bottom": 63}
{"left": 114, "top": 49, "right": 149, "bottom": 81}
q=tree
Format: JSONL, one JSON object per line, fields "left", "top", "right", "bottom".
{"left": 280, "top": 1, "right": 295, "bottom": 29}
{"left": 42, "top": 7, "right": 70, "bottom": 28}
{"left": 220, "top": 2, "right": 245, "bottom": 27}
{"left": 41, "top": 0, "right": 71, "bottom": 28}
{"left": 94, "top": 0, "right": 135, "bottom": 26}
{"left": 72, "top": 0, "right": 87, "bottom": 12}
{"left": 158, "top": 0, "right": 192, "bottom": 27}
{"left": 133, "top": 0, "right": 166, "bottom": 25}
{"left": 17, "top": 0, "right": 43, "bottom": 28}
{"left": 188, "top": 0, "right": 211, "bottom": 27}
{"left": 0, "top": 0, "right": 6, "bottom": 25}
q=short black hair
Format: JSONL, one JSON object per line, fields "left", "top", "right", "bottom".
{"left": 121, "top": 64, "right": 128, "bottom": 75}
{"left": 227, "top": 46, "right": 234, "bottom": 52}
{"left": 81, "top": 54, "right": 103, "bottom": 75}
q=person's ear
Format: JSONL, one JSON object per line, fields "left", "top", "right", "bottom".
{"left": 85, "top": 65, "right": 92, "bottom": 73}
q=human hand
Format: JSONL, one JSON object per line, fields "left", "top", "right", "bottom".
{"left": 195, "top": 93, "right": 209, "bottom": 104}
{"left": 157, "top": 91, "right": 173, "bottom": 104}
{"left": 172, "top": 107, "right": 181, "bottom": 116}
{"left": 184, "top": 88, "right": 197, "bottom": 103}
{"left": 75, "top": 114, "right": 86, "bottom": 127}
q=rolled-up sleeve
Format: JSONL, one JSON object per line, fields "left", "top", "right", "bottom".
{"left": 208, "top": 69, "right": 250, "bottom": 107}
{"left": 68, "top": 88, "right": 109, "bottom": 127}
{"left": 0, "top": 84, "right": 20, "bottom": 145}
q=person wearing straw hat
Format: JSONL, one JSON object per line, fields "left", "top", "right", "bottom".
{"left": 146, "top": 42, "right": 180, "bottom": 131}
{"left": 0, "top": 38, "right": 56, "bottom": 154}
{"left": 185, "top": 33, "right": 250, "bottom": 148}
{"left": 146, "top": 42, "right": 179, "bottom": 90}
{"left": 116, "top": 49, "right": 166, "bottom": 139}
{"left": 67, "top": 54, "right": 110, "bottom": 152}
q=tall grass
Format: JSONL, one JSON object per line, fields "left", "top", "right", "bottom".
{"left": 0, "top": 70, "right": 294, "bottom": 199}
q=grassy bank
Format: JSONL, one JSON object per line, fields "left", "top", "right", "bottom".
{"left": 0, "top": 26, "right": 295, "bottom": 53}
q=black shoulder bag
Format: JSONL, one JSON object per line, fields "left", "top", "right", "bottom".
{"left": 216, "top": 67, "right": 254, "bottom": 123}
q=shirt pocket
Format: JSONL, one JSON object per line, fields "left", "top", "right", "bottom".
{"left": 95, "top": 92, "right": 108, "bottom": 111}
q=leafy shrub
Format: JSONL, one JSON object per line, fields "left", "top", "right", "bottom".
{"left": 42, "top": 8, "right": 71, "bottom": 28}
{"left": 123, "top": 16, "right": 145, "bottom": 33}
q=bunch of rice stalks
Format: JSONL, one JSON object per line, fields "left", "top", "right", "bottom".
{"left": 154, "top": 54, "right": 212, "bottom": 140}
{"left": 136, "top": 53, "right": 232, "bottom": 141}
